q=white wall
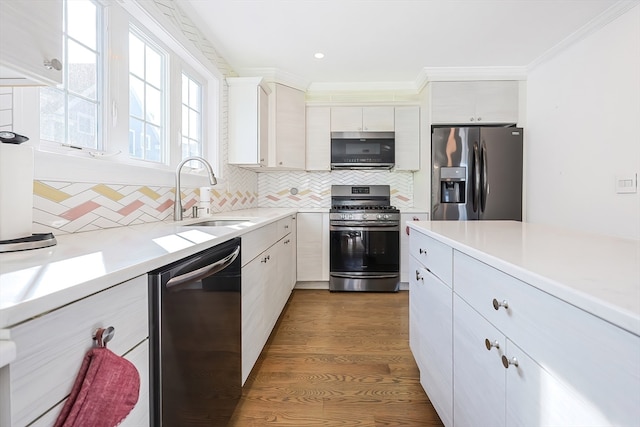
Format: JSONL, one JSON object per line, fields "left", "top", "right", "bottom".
{"left": 526, "top": 4, "right": 640, "bottom": 239}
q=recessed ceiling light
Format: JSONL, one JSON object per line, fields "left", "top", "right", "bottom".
{"left": 314, "top": 52, "right": 325, "bottom": 59}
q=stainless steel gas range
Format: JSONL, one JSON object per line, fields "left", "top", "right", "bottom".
{"left": 329, "top": 185, "right": 400, "bottom": 292}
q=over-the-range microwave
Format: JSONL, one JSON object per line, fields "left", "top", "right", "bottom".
{"left": 330, "top": 131, "right": 395, "bottom": 170}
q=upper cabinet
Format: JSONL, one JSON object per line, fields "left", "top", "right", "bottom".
{"left": 0, "top": 0, "right": 63, "bottom": 86}
{"left": 228, "top": 77, "right": 270, "bottom": 167}
{"left": 430, "top": 81, "right": 519, "bottom": 124}
{"left": 269, "top": 83, "right": 306, "bottom": 169}
{"left": 331, "top": 106, "right": 395, "bottom": 132}
{"left": 394, "top": 106, "right": 420, "bottom": 171}
{"left": 228, "top": 78, "right": 306, "bottom": 169}
{"left": 305, "top": 106, "right": 331, "bottom": 171}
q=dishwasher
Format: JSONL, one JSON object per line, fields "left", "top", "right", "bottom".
{"left": 148, "top": 237, "right": 241, "bottom": 426}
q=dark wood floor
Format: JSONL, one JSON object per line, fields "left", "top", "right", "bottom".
{"left": 229, "top": 289, "right": 444, "bottom": 426}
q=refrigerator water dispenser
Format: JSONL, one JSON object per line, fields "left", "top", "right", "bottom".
{"left": 440, "top": 167, "right": 466, "bottom": 203}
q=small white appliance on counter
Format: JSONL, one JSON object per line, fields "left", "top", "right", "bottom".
{"left": 0, "top": 132, "right": 56, "bottom": 252}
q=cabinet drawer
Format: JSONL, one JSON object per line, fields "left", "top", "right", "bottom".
{"left": 276, "top": 215, "right": 294, "bottom": 240}
{"left": 29, "top": 339, "right": 149, "bottom": 427}
{"left": 409, "top": 230, "right": 452, "bottom": 286}
{"left": 0, "top": 276, "right": 148, "bottom": 427}
{"left": 241, "top": 222, "right": 277, "bottom": 266}
{"left": 454, "top": 251, "right": 640, "bottom": 425}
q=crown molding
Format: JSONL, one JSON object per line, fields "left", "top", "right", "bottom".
{"left": 527, "top": 0, "right": 638, "bottom": 72}
{"left": 236, "top": 67, "right": 310, "bottom": 91}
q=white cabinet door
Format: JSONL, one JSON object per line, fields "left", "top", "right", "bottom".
{"left": 305, "top": 107, "right": 331, "bottom": 170}
{"left": 271, "top": 83, "right": 306, "bottom": 169}
{"left": 431, "top": 81, "right": 519, "bottom": 124}
{"left": 0, "top": 0, "right": 62, "bottom": 86}
{"left": 453, "top": 295, "right": 506, "bottom": 427}
{"left": 330, "top": 106, "right": 394, "bottom": 131}
{"left": 362, "top": 106, "right": 394, "bottom": 131}
{"left": 296, "top": 213, "right": 329, "bottom": 282}
{"left": 400, "top": 213, "right": 428, "bottom": 283}
{"left": 411, "top": 257, "right": 453, "bottom": 427}
{"left": 394, "top": 106, "right": 420, "bottom": 171}
{"left": 228, "top": 77, "right": 270, "bottom": 166}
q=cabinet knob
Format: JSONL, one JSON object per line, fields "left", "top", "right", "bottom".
{"left": 492, "top": 298, "right": 509, "bottom": 311}
{"left": 419, "top": 248, "right": 428, "bottom": 255}
{"left": 502, "top": 355, "right": 519, "bottom": 369}
{"left": 44, "top": 58, "right": 62, "bottom": 71}
{"left": 477, "top": 117, "right": 482, "bottom": 122}
{"left": 484, "top": 338, "right": 500, "bottom": 351}
{"left": 470, "top": 117, "right": 475, "bottom": 122}
{"left": 415, "top": 270, "right": 423, "bottom": 282}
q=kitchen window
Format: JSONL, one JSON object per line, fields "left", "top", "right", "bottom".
{"left": 128, "top": 29, "right": 167, "bottom": 163}
{"left": 17, "top": 0, "right": 222, "bottom": 185}
{"left": 40, "top": 0, "right": 102, "bottom": 150}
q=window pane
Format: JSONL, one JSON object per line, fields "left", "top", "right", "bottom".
{"left": 189, "top": 108, "right": 200, "bottom": 140}
{"left": 146, "top": 85, "right": 161, "bottom": 125}
{"left": 189, "top": 80, "right": 201, "bottom": 110}
{"left": 68, "top": 94, "right": 97, "bottom": 148}
{"left": 67, "top": 0, "right": 96, "bottom": 49}
{"left": 40, "top": 87, "right": 65, "bottom": 143}
{"left": 68, "top": 39, "right": 97, "bottom": 99}
{"left": 146, "top": 123, "right": 162, "bottom": 162}
{"left": 129, "top": 75, "right": 144, "bottom": 119}
{"left": 129, "top": 117, "right": 144, "bottom": 158}
{"left": 145, "top": 46, "right": 161, "bottom": 88}
{"left": 129, "top": 33, "right": 145, "bottom": 79}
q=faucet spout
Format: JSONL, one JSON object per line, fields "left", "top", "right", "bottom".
{"left": 174, "top": 156, "right": 217, "bottom": 221}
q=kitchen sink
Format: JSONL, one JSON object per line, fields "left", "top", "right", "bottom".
{"left": 186, "top": 219, "right": 254, "bottom": 227}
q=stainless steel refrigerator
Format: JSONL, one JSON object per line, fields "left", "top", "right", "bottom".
{"left": 431, "top": 126, "right": 523, "bottom": 221}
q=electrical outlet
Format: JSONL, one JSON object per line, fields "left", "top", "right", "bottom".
{"left": 615, "top": 173, "right": 637, "bottom": 194}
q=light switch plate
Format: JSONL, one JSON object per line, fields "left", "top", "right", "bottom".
{"left": 615, "top": 173, "right": 637, "bottom": 194}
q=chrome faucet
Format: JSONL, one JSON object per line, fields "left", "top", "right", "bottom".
{"left": 174, "top": 156, "right": 217, "bottom": 221}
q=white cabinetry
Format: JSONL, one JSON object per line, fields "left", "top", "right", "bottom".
{"left": 305, "top": 107, "right": 331, "bottom": 170}
{"left": 0, "top": 276, "right": 149, "bottom": 427}
{"left": 241, "top": 215, "right": 296, "bottom": 383}
{"left": 330, "top": 106, "right": 395, "bottom": 131}
{"left": 394, "top": 106, "right": 421, "bottom": 171}
{"left": 400, "top": 213, "right": 428, "bottom": 283}
{"left": 228, "top": 77, "right": 270, "bottom": 167}
{"left": 430, "top": 81, "right": 519, "bottom": 124}
{"left": 269, "top": 83, "right": 306, "bottom": 169}
{"left": 408, "top": 229, "right": 453, "bottom": 427}
{"left": 296, "top": 212, "right": 330, "bottom": 282}
{"left": 0, "top": 0, "right": 63, "bottom": 86}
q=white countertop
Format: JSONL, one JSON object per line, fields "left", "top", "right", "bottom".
{"left": 408, "top": 220, "right": 640, "bottom": 336}
{"left": 0, "top": 208, "right": 296, "bottom": 330}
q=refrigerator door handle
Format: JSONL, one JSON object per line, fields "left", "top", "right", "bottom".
{"left": 473, "top": 141, "right": 480, "bottom": 213}
{"left": 480, "top": 140, "right": 489, "bottom": 213}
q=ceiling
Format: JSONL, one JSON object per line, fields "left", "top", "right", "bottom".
{"left": 177, "top": 0, "right": 620, "bottom": 87}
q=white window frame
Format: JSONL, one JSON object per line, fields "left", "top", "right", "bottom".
{"left": 13, "top": 0, "right": 223, "bottom": 188}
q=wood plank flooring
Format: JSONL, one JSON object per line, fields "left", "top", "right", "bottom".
{"left": 229, "top": 289, "right": 444, "bottom": 426}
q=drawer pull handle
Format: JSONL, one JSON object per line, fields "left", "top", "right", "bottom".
{"left": 502, "top": 355, "right": 519, "bottom": 369}
{"left": 93, "top": 326, "right": 115, "bottom": 347}
{"left": 419, "top": 248, "right": 428, "bottom": 255}
{"left": 492, "top": 298, "right": 509, "bottom": 310}
{"left": 484, "top": 339, "right": 500, "bottom": 351}
{"left": 415, "top": 270, "right": 424, "bottom": 282}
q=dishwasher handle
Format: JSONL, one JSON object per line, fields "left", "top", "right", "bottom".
{"left": 166, "top": 245, "right": 240, "bottom": 292}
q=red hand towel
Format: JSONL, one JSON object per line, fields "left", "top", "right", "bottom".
{"left": 54, "top": 341, "right": 140, "bottom": 427}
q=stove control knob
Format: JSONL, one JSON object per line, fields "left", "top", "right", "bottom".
{"left": 377, "top": 214, "right": 382, "bottom": 219}
{"left": 384, "top": 214, "right": 390, "bottom": 219}
{"left": 362, "top": 214, "right": 368, "bottom": 219}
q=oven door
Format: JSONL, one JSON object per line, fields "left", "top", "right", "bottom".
{"left": 329, "top": 224, "right": 400, "bottom": 276}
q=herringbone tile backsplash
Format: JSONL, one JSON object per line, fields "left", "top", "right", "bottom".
{"left": 258, "top": 171, "right": 414, "bottom": 208}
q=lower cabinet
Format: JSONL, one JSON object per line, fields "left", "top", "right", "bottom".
{"left": 241, "top": 215, "right": 297, "bottom": 384}
{"left": 409, "top": 227, "right": 640, "bottom": 427}
{"left": 0, "top": 275, "right": 149, "bottom": 427}
{"left": 400, "top": 213, "right": 428, "bottom": 283}
{"left": 296, "top": 212, "right": 329, "bottom": 282}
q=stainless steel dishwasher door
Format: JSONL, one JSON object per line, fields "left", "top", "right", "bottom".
{"left": 149, "top": 237, "right": 241, "bottom": 426}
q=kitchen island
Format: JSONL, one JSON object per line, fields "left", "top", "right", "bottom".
{"left": 407, "top": 220, "right": 640, "bottom": 427}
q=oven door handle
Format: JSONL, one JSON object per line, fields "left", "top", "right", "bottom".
{"left": 166, "top": 245, "right": 240, "bottom": 292}
{"left": 330, "top": 225, "right": 399, "bottom": 232}
{"left": 331, "top": 273, "right": 399, "bottom": 279}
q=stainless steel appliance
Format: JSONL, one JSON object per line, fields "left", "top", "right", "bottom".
{"left": 331, "top": 131, "right": 395, "bottom": 169}
{"left": 149, "top": 238, "right": 242, "bottom": 426}
{"left": 329, "top": 185, "right": 400, "bottom": 292}
{"left": 431, "top": 126, "right": 523, "bottom": 221}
